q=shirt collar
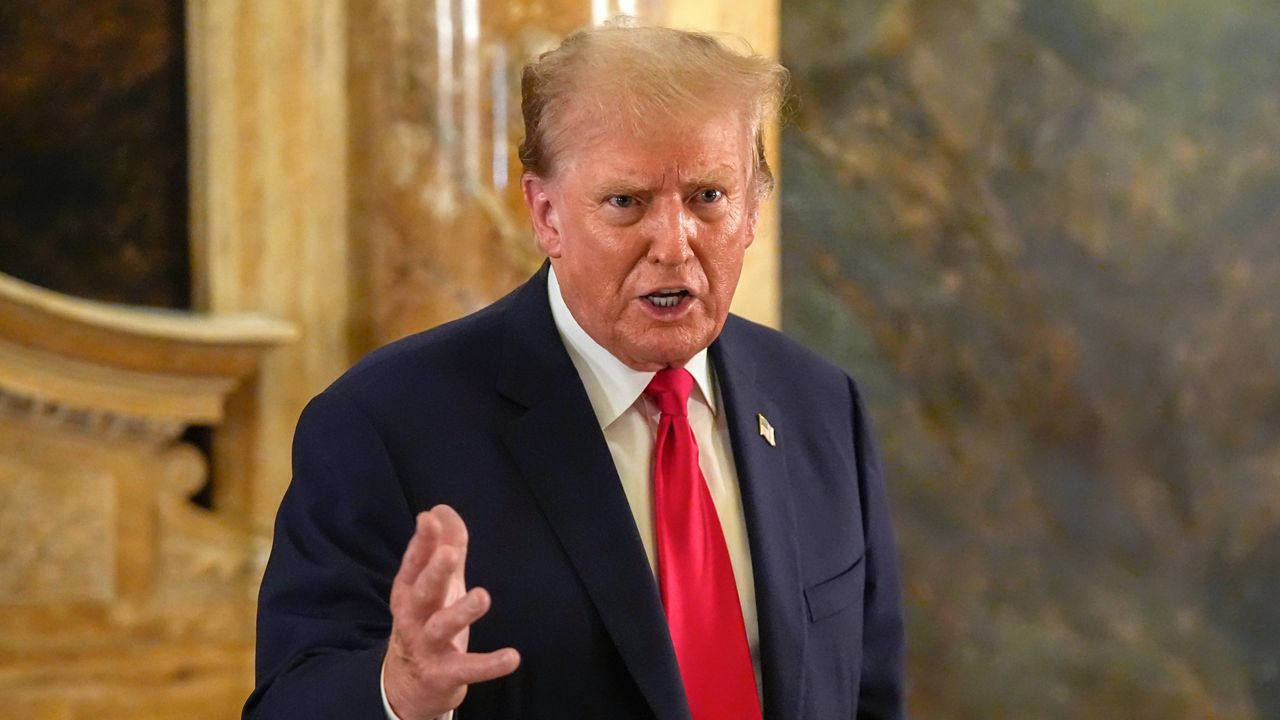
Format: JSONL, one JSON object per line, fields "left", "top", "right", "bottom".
{"left": 548, "top": 265, "right": 717, "bottom": 429}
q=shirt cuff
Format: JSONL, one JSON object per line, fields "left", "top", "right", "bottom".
{"left": 380, "top": 656, "right": 455, "bottom": 720}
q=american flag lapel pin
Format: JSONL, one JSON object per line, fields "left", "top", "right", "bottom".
{"left": 757, "top": 413, "right": 776, "bottom": 447}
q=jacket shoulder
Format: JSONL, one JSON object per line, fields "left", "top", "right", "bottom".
{"left": 322, "top": 286, "right": 521, "bottom": 410}
{"left": 720, "top": 314, "right": 854, "bottom": 390}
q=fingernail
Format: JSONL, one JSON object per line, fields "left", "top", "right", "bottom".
{"left": 468, "top": 591, "right": 482, "bottom": 609}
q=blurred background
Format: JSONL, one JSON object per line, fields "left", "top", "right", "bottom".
{"left": 0, "top": 0, "right": 1276, "bottom": 718}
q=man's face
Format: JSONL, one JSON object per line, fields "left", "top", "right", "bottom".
{"left": 522, "top": 104, "right": 759, "bottom": 371}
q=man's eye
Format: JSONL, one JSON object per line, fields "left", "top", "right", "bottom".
{"left": 697, "top": 188, "right": 723, "bottom": 203}
{"left": 607, "top": 195, "right": 636, "bottom": 209}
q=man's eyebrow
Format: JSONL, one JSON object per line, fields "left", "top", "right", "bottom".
{"left": 591, "top": 179, "right": 650, "bottom": 196}
{"left": 587, "top": 164, "right": 742, "bottom": 194}
{"left": 682, "top": 165, "right": 741, "bottom": 189}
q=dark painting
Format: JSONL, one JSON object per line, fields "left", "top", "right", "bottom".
{"left": 0, "top": 1, "right": 189, "bottom": 308}
{"left": 782, "top": 0, "right": 1280, "bottom": 717}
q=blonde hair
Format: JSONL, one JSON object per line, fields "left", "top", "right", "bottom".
{"left": 518, "top": 20, "right": 789, "bottom": 196}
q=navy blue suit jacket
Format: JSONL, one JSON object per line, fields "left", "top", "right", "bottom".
{"left": 246, "top": 266, "right": 905, "bottom": 719}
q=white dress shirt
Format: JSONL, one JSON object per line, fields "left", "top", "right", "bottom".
{"left": 383, "top": 267, "right": 761, "bottom": 718}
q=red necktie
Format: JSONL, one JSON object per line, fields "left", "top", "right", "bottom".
{"left": 645, "top": 368, "right": 762, "bottom": 720}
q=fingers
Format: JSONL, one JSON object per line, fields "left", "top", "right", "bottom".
{"left": 386, "top": 506, "right": 514, "bottom": 717}
{"left": 396, "top": 513, "right": 439, "bottom": 586}
{"left": 422, "top": 505, "right": 469, "bottom": 608}
{"left": 424, "top": 587, "right": 491, "bottom": 649}
{"left": 391, "top": 512, "right": 441, "bottom": 623}
{"left": 413, "top": 546, "right": 463, "bottom": 618}
{"left": 444, "top": 647, "right": 522, "bottom": 687}
{"left": 422, "top": 589, "right": 520, "bottom": 685}
{"left": 416, "top": 587, "right": 518, "bottom": 680}
{"left": 432, "top": 504, "right": 469, "bottom": 550}
{"left": 391, "top": 505, "right": 477, "bottom": 649}
{"left": 392, "top": 505, "right": 469, "bottom": 620}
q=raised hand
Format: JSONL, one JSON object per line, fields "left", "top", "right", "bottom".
{"left": 383, "top": 505, "right": 520, "bottom": 719}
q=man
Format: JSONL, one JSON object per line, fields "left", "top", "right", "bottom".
{"left": 246, "top": 22, "right": 904, "bottom": 720}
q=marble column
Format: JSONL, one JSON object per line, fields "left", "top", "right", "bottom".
{"left": 187, "top": 0, "right": 352, "bottom": 530}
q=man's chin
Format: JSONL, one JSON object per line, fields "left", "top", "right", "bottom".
{"left": 615, "top": 332, "right": 716, "bottom": 371}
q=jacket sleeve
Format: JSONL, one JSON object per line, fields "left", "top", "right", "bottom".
{"left": 244, "top": 389, "right": 415, "bottom": 719}
{"left": 849, "top": 378, "right": 907, "bottom": 719}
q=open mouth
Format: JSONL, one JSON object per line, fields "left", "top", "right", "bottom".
{"left": 643, "top": 289, "right": 690, "bottom": 308}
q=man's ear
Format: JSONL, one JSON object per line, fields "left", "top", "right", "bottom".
{"left": 743, "top": 193, "right": 761, "bottom": 249}
{"left": 522, "top": 172, "right": 562, "bottom": 258}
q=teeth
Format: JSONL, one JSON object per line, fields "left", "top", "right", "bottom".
{"left": 647, "top": 293, "right": 684, "bottom": 308}
{"left": 643, "top": 288, "right": 688, "bottom": 309}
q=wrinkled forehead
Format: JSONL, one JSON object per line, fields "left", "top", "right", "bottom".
{"left": 544, "top": 90, "right": 757, "bottom": 183}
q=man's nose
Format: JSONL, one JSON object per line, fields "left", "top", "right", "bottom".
{"left": 645, "top": 196, "right": 695, "bottom": 265}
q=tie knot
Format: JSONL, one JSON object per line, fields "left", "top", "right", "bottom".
{"left": 644, "top": 367, "right": 694, "bottom": 417}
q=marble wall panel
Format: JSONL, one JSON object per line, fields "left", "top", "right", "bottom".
{"left": 782, "top": 0, "right": 1280, "bottom": 717}
{"left": 0, "top": 457, "right": 115, "bottom": 605}
{"left": 349, "top": 0, "right": 591, "bottom": 346}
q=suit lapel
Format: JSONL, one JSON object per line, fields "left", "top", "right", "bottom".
{"left": 712, "top": 321, "right": 807, "bottom": 720}
{"left": 497, "top": 268, "right": 690, "bottom": 720}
